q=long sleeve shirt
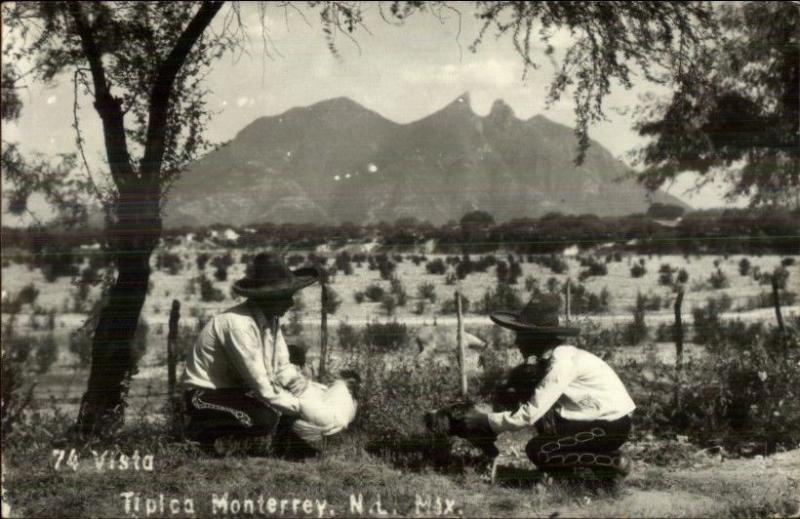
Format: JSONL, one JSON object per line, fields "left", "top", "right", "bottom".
{"left": 181, "top": 301, "right": 302, "bottom": 415}
{"left": 487, "top": 345, "right": 636, "bottom": 434}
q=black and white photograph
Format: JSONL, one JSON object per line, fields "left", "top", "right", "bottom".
{"left": 1, "top": 1, "right": 798, "bottom": 517}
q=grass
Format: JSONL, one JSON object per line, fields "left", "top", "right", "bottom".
{"left": 4, "top": 417, "right": 798, "bottom": 518}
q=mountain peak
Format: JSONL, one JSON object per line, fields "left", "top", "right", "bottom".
{"left": 443, "top": 92, "right": 473, "bottom": 112}
{"left": 489, "top": 99, "right": 515, "bottom": 119}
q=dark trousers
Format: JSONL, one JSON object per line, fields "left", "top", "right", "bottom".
{"left": 526, "top": 413, "right": 631, "bottom": 476}
{"left": 184, "top": 388, "right": 317, "bottom": 459}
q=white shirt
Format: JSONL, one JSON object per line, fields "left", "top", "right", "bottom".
{"left": 181, "top": 301, "right": 302, "bottom": 414}
{"left": 488, "top": 345, "right": 636, "bottom": 434}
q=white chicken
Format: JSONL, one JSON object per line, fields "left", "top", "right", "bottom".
{"left": 292, "top": 379, "right": 357, "bottom": 444}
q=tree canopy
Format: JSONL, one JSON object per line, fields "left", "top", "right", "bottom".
{"left": 634, "top": 1, "right": 799, "bottom": 206}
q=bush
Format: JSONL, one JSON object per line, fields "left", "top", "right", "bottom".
{"left": 196, "top": 253, "right": 210, "bottom": 271}
{"left": 570, "top": 284, "right": 611, "bottom": 314}
{"left": 630, "top": 263, "right": 646, "bottom": 278}
{"left": 676, "top": 268, "right": 689, "bottom": 284}
{"left": 322, "top": 286, "right": 342, "bottom": 315}
{"left": 738, "top": 258, "right": 751, "bottom": 276}
{"left": 198, "top": 275, "right": 225, "bottom": 302}
{"left": 214, "top": 264, "right": 228, "bottom": 282}
{"left": 363, "top": 321, "right": 409, "bottom": 353}
{"left": 524, "top": 275, "right": 538, "bottom": 292}
{"left": 426, "top": 258, "right": 447, "bottom": 275}
{"left": 34, "top": 334, "right": 58, "bottom": 374}
{"left": 354, "top": 291, "right": 366, "bottom": 304}
{"left": 376, "top": 255, "right": 396, "bottom": 280}
{"left": 630, "top": 321, "right": 800, "bottom": 454}
{"left": 623, "top": 292, "right": 648, "bottom": 345}
{"left": 157, "top": 252, "right": 183, "bottom": 275}
{"left": 336, "top": 322, "right": 361, "bottom": 354}
{"left": 440, "top": 294, "right": 470, "bottom": 314}
{"left": 417, "top": 282, "right": 437, "bottom": 303}
{"left": 335, "top": 252, "right": 354, "bottom": 275}
{"left": 1, "top": 318, "right": 36, "bottom": 436}
{"left": 479, "top": 283, "right": 523, "bottom": 314}
{"left": 364, "top": 284, "right": 386, "bottom": 303}
{"left": 381, "top": 295, "right": 397, "bottom": 315}
{"left": 389, "top": 277, "right": 407, "bottom": 306}
{"left": 578, "top": 257, "right": 608, "bottom": 281}
{"left": 658, "top": 264, "right": 674, "bottom": 286}
{"left": 16, "top": 283, "right": 39, "bottom": 306}
{"left": 708, "top": 268, "right": 729, "bottom": 289}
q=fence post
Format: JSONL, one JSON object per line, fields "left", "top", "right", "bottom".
{"left": 771, "top": 272, "right": 785, "bottom": 334}
{"left": 168, "top": 300, "right": 181, "bottom": 397}
{"left": 565, "top": 278, "right": 571, "bottom": 323}
{"left": 456, "top": 291, "right": 467, "bottom": 397}
{"left": 673, "top": 287, "right": 684, "bottom": 371}
{"left": 319, "top": 282, "right": 329, "bottom": 379}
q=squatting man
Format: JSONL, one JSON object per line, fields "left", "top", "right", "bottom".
{"left": 460, "top": 294, "right": 636, "bottom": 481}
{"left": 182, "top": 252, "right": 357, "bottom": 457}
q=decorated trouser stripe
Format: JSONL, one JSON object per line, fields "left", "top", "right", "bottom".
{"left": 526, "top": 414, "right": 631, "bottom": 472}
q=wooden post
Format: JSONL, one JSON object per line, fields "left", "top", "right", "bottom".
{"left": 565, "top": 278, "right": 571, "bottom": 323}
{"left": 167, "top": 300, "right": 181, "bottom": 397}
{"left": 673, "top": 288, "right": 684, "bottom": 371}
{"left": 771, "top": 272, "right": 785, "bottom": 334}
{"left": 319, "top": 282, "right": 329, "bottom": 379}
{"left": 456, "top": 291, "right": 467, "bottom": 397}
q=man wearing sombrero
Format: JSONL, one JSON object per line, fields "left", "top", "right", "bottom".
{"left": 182, "top": 252, "right": 344, "bottom": 457}
{"left": 464, "top": 294, "right": 636, "bottom": 481}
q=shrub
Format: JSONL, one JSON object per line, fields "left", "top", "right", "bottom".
{"left": 676, "top": 268, "right": 689, "bottom": 284}
{"left": 507, "top": 261, "right": 522, "bottom": 285}
{"left": 69, "top": 328, "right": 93, "bottom": 367}
{"left": 623, "top": 292, "right": 648, "bottom": 345}
{"left": 570, "top": 284, "right": 611, "bottom": 314}
{"left": 376, "top": 255, "right": 396, "bottom": 280}
{"left": 364, "top": 283, "right": 386, "bottom": 303}
{"left": 413, "top": 300, "right": 427, "bottom": 315}
{"left": 417, "top": 282, "right": 437, "bottom": 303}
{"left": 440, "top": 294, "right": 470, "bottom": 314}
{"left": 157, "top": 252, "right": 183, "bottom": 275}
{"left": 196, "top": 253, "right": 210, "bottom": 271}
{"left": 381, "top": 295, "right": 397, "bottom": 315}
{"left": 578, "top": 257, "right": 608, "bottom": 281}
{"left": 708, "top": 268, "right": 729, "bottom": 289}
{"left": 781, "top": 257, "right": 795, "bottom": 267}
{"left": 198, "top": 275, "right": 225, "bottom": 302}
{"left": 630, "top": 263, "right": 646, "bottom": 278}
{"left": 322, "top": 286, "right": 342, "bottom": 315}
{"left": 16, "top": 283, "right": 39, "bottom": 306}
{"left": 214, "top": 264, "right": 228, "bottom": 282}
{"left": 738, "top": 258, "right": 751, "bottom": 276}
{"left": 658, "top": 264, "right": 674, "bottom": 286}
{"left": 692, "top": 297, "right": 726, "bottom": 345}
{"left": 389, "top": 276, "right": 407, "bottom": 306}
{"left": 34, "top": 334, "right": 58, "bottom": 374}
{"left": 425, "top": 258, "right": 447, "bottom": 275}
{"left": 524, "top": 275, "right": 538, "bottom": 292}
{"left": 363, "top": 321, "right": 409, "bottom": 353}
{"left": 354, "top": 291, "right": 365, "bottom": 304}
{"left": 546, "top": 277, "right": 561, "bottom": 294}
{"left": 336, "top": 322, "right": 361, "bottom": 354}
{"left": 1, "top": 318, "right": 36, "bottom": 436}
{"left": 335, "top": 252, "right": 354, "bottom": 275}
{"left": 480, "top": 283, "right": 523, "bottom": 314}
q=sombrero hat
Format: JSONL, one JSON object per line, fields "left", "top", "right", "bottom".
{"left": 232, "top": 252, "right": 319, "bottom": 300}
{"left": 490, "top": 293, "right": 579, "bottom": 336}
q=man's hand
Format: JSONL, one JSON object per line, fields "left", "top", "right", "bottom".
{"left": 286, "top": 375, "right": 309, "bottom": 397}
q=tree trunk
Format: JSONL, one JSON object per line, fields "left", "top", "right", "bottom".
{"left": 76, "top": 192, "right": 161, "bottom": 436}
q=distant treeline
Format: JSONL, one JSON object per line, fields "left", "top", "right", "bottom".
{"left": 2, "top": 206, "right": 798, "bottom": 256}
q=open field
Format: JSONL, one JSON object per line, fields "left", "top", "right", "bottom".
{"left": 2, "top": 247, "right": 799, "bottom": 518}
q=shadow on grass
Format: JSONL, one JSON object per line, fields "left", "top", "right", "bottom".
{"left": 363, "top": 433, "right": 491, "bottom": 476}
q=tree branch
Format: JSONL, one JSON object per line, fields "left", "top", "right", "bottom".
{"left": 67, "top": 2, "right": 136, "bottom": 189}
{"left": 140, "top": 0, "right": 224, "bottom": 189}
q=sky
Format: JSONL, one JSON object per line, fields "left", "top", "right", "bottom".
{"left": 1, "top": 2, "right": 744, "bottom": 225}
